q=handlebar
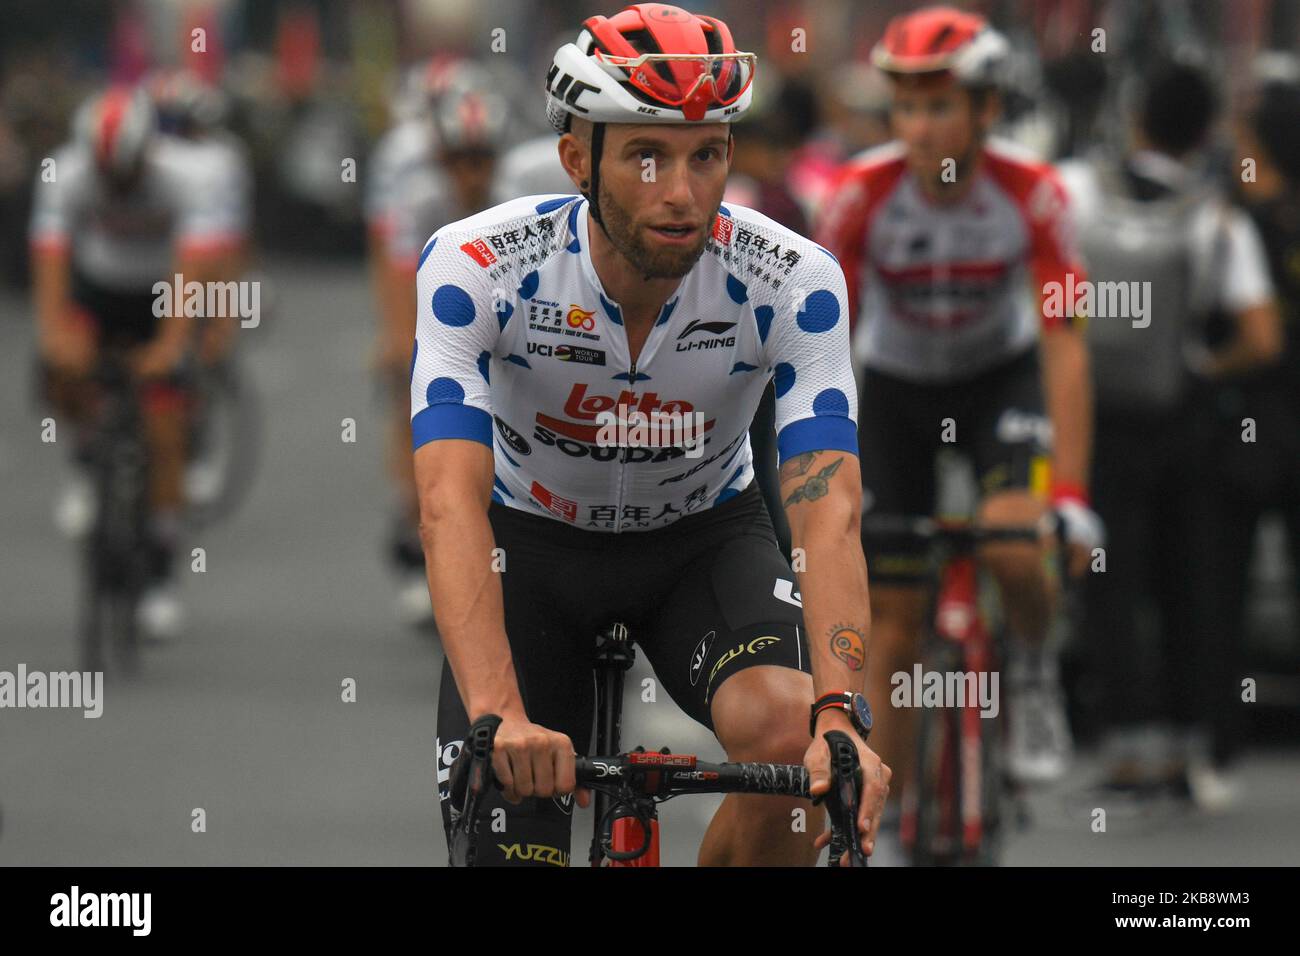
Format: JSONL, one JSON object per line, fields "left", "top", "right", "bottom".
{"left": 447, "top": 716, "right": 869, "bottom": 868}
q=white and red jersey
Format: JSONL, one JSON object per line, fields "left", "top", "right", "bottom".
{"left": 29, "top": 138, "right": 234, "bottom": 290}
{"left": 817, "top": 138, "right": 1085, "bottom": 383}
{"left": 365, "top": 118, "right": 436, "bottom": 241}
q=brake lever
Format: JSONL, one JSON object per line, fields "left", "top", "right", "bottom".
{"left": 447, "top": 713, "right": 503, "bottom": 867}
{"left": 821, "top": 730, "right": 869, "bottom": 868}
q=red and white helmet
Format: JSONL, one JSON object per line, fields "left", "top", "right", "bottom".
{"left": 871, "top": 6, "right": 1010, "bottom": 89}
{"left": 74, "top": 85, "right": 157, "bottom": 178}
{"left": 545, "top": 2, "right": 756, "bottom": 131}
{"left": 432, "top": 79, "right": 509, "bottom": 153}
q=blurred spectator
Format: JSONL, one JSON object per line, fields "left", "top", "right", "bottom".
{"left": 1060, "top": 60, "right": 1282, "bottom": 809}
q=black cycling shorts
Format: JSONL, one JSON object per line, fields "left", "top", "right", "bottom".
{"left": 71, "top": 268, "right": 161, "bottom": 348}
{"left": 434, "top": 481, "right": 810, "bottom": 866}
{"left": 858, "top": 348, "right": 1051, "bottom": 583}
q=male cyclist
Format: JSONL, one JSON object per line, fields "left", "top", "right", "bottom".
{"left": 32, "top": 86, "right": 234, "bottom": 635}
{"left": 414, "top": 3, "right": 886, "bottom": 866}
{"left": 817, "top": 7, "right": 1100, "bottom": 800}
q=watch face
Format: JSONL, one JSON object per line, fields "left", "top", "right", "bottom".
{"left": 852, "top": 694, "right": 873, "bottom": 734}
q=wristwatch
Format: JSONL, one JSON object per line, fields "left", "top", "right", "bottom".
{"left": 809, "top": 691, "right": 872, "bottom": 741}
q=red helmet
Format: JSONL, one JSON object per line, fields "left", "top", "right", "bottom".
{"left": 871, "top": 6, "right": 1009, "bottom": 88}
{"left": 546, "top": 2, "right": 755, "bottom": 130}
{"left": 74, "top": 85, "right": 157, "bottom": 179}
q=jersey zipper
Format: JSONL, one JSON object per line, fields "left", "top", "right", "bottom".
{"left": 613, "top": 356, "right": 636, "bottom": 534}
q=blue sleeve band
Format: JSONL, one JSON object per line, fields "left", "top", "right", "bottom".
{"left": 412, "top": 403, "right": 493, "bottom": 452}
{"left": 776, "top": 416, "right": 859, "bottom": 464}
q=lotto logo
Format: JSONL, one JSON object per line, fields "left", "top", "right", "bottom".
{"left": 460, "top": 238, "right": 497, "bottom": 267}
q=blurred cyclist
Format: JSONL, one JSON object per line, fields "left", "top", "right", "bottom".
{"left": 31, "top": 85, "right": 235, "bottom": 636}
{"left": 380, "top": 75, "right": 510, "bottom": 623}
{"left": 818, "top": 6, "right": 1100, "bottom": 801}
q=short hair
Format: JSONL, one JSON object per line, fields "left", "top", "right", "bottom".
{"left": 1138, "top": 61, "right": 1218, "bottom": 156}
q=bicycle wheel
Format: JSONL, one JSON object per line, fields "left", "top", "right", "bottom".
{"left": 185, "top": 360, "right": 263, "bottom": 529}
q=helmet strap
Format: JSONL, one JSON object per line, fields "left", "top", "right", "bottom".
{"left": 585, "top": 121, "right": 611, "bottom": 236}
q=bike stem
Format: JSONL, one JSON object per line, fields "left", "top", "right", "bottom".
{"left": 590, "top": 622, "right": 635, "bottom": 865}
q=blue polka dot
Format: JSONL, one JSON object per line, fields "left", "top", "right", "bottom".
{"left": 567, "top": 201, "right": 582, "bottom": 252}
{"left": 813, "top": 387, "right": 850, "bottom": 417}
{"left": 409, "top": 339, "right": 418, "bottom": 384}
{"left": 535, "top": 196, "right": 577, "bottom": 214}
{"left": 476, "top": 350, "right": 490, "bottom": 384}
{"left": 816, "top": 244, "right": 839, "bottom": 262}
{"left": 417, "top": 237, "right": 437, "bottom": 270}
{"left": 491, "top": 490, "right": 505, "bottom": 505}
{"left": 656, "top": 297, "right": 678, "bottom": 326}
{"left": 726, "top": 273, "right": 748, "bottom": 304}
{"left": 426, "top": 377, "right": 465, "bottom": 406}
{"left": 796, "top": 289, "right": 840, "bottom": 333}
{"left": 719, "top": 204, "right": 731, "bottom": 217}
{"left": 714, "top": 487, "right": 741, "bottom": 506}
{"left": 600, "top": 294, "right": 623, "bottom": 326}
{"left": 496, "top": 300, "right": 513, "bottom": 331}
{"left": 754, "top": 305, "right": 774, "bottom": 343}
{"left": 432, "top": 284, "right": 475, "bottom": 327}
{"left": 518, "top": 270, "right": 539, "bottom": 300}
{"left": 730, "top": 361, "right": 758, "bottom": 374}
{"left": 501, "top": 449, "right": 520, "bottom": 469}
{"left": 773, "top": 362, "right": 796, "bottom": 399}
{"left": 504, "top": 353, "right": 531, "bottom": 368}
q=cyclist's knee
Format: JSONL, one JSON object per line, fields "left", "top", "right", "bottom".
{"left": 712, "top": 666, "right": 809, "bottom": 764}
{"left": 977, "top": 491, "right": 1045, "bottom": 581}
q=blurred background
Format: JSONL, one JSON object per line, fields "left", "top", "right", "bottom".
{"left": 1, "top": 0, "right": 1297, "bottom": 866}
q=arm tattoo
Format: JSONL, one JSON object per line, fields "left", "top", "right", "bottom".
{"left": 782, "top": 456, "right": 843, "bottom": 507}
{"left": 828, "top": 623, "right": 866, "bottom": 671}
{"left": 778, "top": 452, "right": 816, "bottom": 482}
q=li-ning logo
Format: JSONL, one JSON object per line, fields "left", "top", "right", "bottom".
{"left": 498, "top": 843, "right": 569, "bottom": 867}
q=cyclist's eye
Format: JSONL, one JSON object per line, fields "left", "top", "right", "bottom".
{"left": 639, "top": 149, "right": 656, "bottom": 161}
{"left": 695, "top": 148, "right": 718, "bottom": 162}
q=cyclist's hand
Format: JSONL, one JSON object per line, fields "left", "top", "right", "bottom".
{"left": 1053, "top": 498, "right": 1103, "bottom": 578}
{"left": 489, "top": 711, "right": 592, "bottom": 809}
{"left": 806, "top": 716, "right": 890, "bottom": 864}
{"left": 43, "top": 322, "right": 95, "bottom": 377}
{"left": 132, "top": 337, "right": 186, "bottom": 380}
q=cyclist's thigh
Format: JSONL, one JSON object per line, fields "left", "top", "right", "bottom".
{"left": 71, "top": 273, "right": 160, "bottom": 350}
{"left": 435, "top": 507, "right": 596, "bottom": 868}
{"left": 964, "top": 349, "right": 1050, "bottom": 500}
{"left": 858, "top": 368, "right": 937, "bottom": 582}
{"left": 637, "top": 527, "right": 809, "bottom": 733}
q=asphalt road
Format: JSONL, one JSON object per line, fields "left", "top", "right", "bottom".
{"left": 1, "top": 259, "right": 1295, "bottom": 866}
